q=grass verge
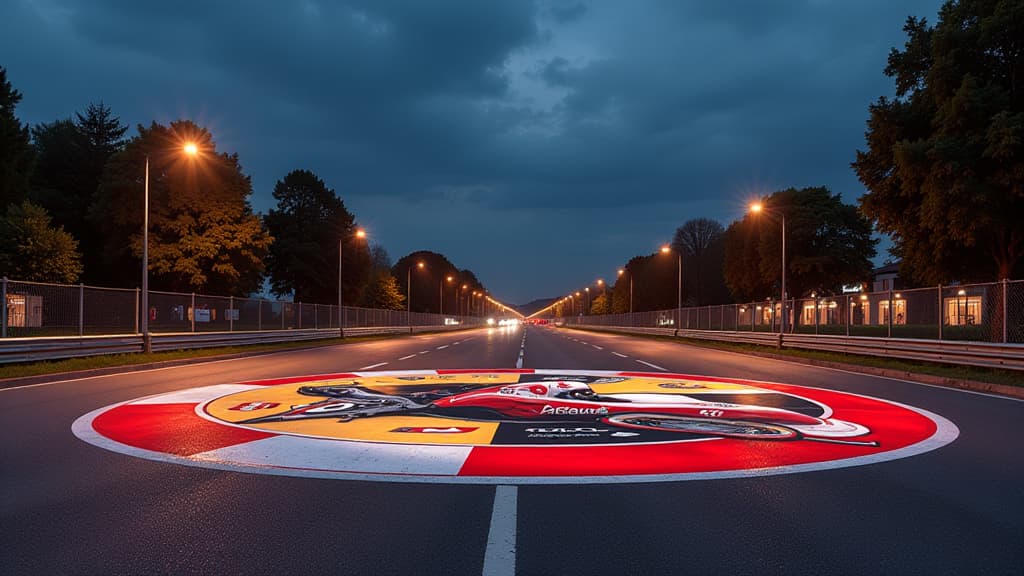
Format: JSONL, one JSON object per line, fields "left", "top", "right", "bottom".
{"left": 569, "top": 327, "right": 1023, "bottom": 388}
{"left": 0, "top": 334, "right": 398, "bottom": 381}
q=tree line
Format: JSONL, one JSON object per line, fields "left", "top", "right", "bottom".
{"left": 0, "top": 69, "right": 488, "bottom": 313}
{"left": 572, "top": 0, "right": 1022, "bottom": 315}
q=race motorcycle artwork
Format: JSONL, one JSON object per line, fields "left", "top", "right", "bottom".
{"left": 239, "top": 375, "right": 880, "bottom": 446}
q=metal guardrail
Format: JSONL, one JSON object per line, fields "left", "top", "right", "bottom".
{"left": 0, "top": 325, "right": 470, "bottom": 364}
{"left": 571, "top": 325, "right": 1024, "bottom": 371}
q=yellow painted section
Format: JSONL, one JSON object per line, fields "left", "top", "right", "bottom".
{"left": 248, "top": 415, "right": 499, "bottom": 444}
{"left": 590, "top": 378, "right": 761, "bottom": 395}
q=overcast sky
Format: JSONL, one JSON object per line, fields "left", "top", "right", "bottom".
{"left": 2, "top": 0, "right": 944, "bottom": 304}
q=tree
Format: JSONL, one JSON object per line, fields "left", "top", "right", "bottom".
{"left": 0, "top": 200, "right": 82, "bottom": 282}
{"left": 264, "top": 169, "right": 369, "bottom": 303}
{"left": 723, "top": 187, "right": 877, "bottom": 305}
{"left": 30, "top": 102, "right": 127, "bottom": 283}
{"left": 609, "top": 253, "right": 679, "bottom": 313}
{"left": 853, "top": 0, "right": 1024, "bottom": 283}
{"left": 590, "top": 292, "right": 610, "bottom": 315}
{"left": 393, "top": 253, "right": 486, "bottom": 314}
{"left": 0, "top": 67, "right": 34, "bottom": 209}
{"left": 358, "top": 269, "right": 406, "bottom": 310}
{"left": 671, "top": 217, "right": 729, "bottom": 305}
{"left": 92, "top": 120, "right": 271, "bottom": 294}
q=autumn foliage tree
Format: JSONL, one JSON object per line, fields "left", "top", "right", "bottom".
{"left": 92, "top": 120, "right": 271, "bottom": 294}
{"left": 854, "top": 0, "right": 1024, "bottom": 283}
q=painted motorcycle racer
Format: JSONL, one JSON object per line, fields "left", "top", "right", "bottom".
{"left": 241, "top": 380, "right": 878, "bottom": 445}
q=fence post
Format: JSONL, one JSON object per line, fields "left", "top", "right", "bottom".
{"left": 258, "top": 300, "right": 262, "bottom": 331}
{"left": 937, "top": 284, "right": 943, "bottom": 340}
{"left": 190, "top": 293, "right": 196, "bottom": 332}
{"left": 1, "top": 277, "right": 7, "bottom": 338}
{"left": 229, "top": 296, "right": 234, "bottom": 332}
{"left": 815, "top": 297, "right": 819, "bottom": 335}
{"left": 282, "top": 302, "right": 286, "bottom": 330}
{"left": 79, "top": 283, "right": 84, "bottom": 336}
{"left": 1002, "top": 278, "right": 1008, "bottom": 343}
{"left": 845, "top": 296, "right": 850, "bottom": 337}
{"left": 298, "top": 302, "right": 302, "bottom": 330}
{"left": 887, "top": 289, "right": 893, "bottom": 338}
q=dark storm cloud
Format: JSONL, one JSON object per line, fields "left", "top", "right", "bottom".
{"left": 1, "top": 0, "right": 943, "bottom": 303}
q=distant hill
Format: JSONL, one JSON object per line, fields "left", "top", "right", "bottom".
{"left": 513, "top": 297, "right": 559, "bottom": 317}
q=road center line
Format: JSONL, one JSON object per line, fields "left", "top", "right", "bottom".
{"left": 635, "top": 359, "right": 668, "bottom": 371}
{"left": 437, "top": 345, "right": 449, "bottom": 350}
{"left": 482, "top": 485, "right": 517, "bottom": 576}
{"left": 612, "top": 352, "right": 628, "bottom": 358}
{"left": 398, "top": 354, "right": 416, "bottom": 360}
{"left": 419, "top": 351, "right": 430, "bottom": 355}
{"left": 591, "top": 345, "right": 603, "bottom": 350}
{"left": 358, "top": 362, "right": 388, "bottom": 370}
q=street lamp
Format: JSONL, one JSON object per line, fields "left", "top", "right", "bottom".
{"left": 141, "top": 142, "right": 198, "bottom": 353}
{"left": 338, "top": 228, "right": 366, "bottom": 336}
{"left": 750, "top": 201, "right": 787, "bottom": 334}
{"left": 661, "top": 245, "right": 681, "bottom": 325}
{"left": 618, "top": 268, "right": 633, "bottom": 315}
{"left": 441, "top": 275, "right": 454, "bottom": 316}
{"left": 407, "top": 261, "right": 424, "bottom": 326}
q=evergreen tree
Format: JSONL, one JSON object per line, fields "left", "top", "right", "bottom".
{"left": 0, "top": 67, "right": 34, "bottom": 209}
{"left": 358, "top": 269, "right": 406, "bottom": 310}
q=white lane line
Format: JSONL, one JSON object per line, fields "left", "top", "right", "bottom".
{"left": 482, "top": 485, "right": 517, "bottom": 576}
{"left": 591, "top": 345, "right": 603, "bottom": 350}
{"left": 437, "top": 345, "right": 449, "bottom": 350}
{"left": 635, "top": 359, "right": 668, "bottom": 371}
{"left": 398, "top": 354, "right": 417, "bottom": 360}
{"left": 452, "top": 341, "right": 461, "bottom": 345}
{"left": 418, "top": 351, "right": 430, "bottom": 355}
{"left": 612, "top": 352, "right": 628, "bottom": 358}
{"left": 358, "top": 362, "right": 388, "bottom": 370}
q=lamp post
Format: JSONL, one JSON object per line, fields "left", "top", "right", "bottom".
{"left": 750, "top": 202, "right": 787, "bottom": 334}
{"left": 407, "top": 261, "right": 424, "bottom": 326}
{"left": 338, "top": 228, "right": 366, "bottom": 336}
{"left": 661, "top": 245, "right": 681, "bottom": 326}
{"left": 596, "top": 279, "right": 605, "bottom": 314}
{"left": 141, "top": 142, "right": 198, "bottom": 353}
{"left": 441, "top": 275, "right": 454, "bottom": 317}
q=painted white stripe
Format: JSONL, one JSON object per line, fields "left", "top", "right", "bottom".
{"left": 612, "top": 352, "right": 628, "bottom": 358}
{"left": 419, "top": 351, "right": 429, "bottom": 355}
{"left": 452, "top": 341, "right": 461, "bottom": 345}
{"left": 191, "top": 435, "right": 473, "bottom": 475}
{"left": 482, "top": 485, "right": 518, "bottom": 576}
{"left": 635, "top": 360, "right": 668, "bottom": 371}
{"left": 358, "top": 362, "right": 388, "bottom": 370}
{"left": 130, "top": 384, "right": 262, "bottom": 404}
{"left": 437, "top": 345, "right": 449, "bottom": 350}
{"left": 592, "top": 345, "right": 603, "bottom": 350}
{"left": 398, "top": 354, "right": 417, "bottom": 360}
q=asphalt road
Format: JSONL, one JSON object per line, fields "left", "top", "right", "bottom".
{"left": 2, "top": 325, "right": 1022, "bottom": 575}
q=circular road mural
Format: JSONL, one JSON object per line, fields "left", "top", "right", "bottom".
{"left": 72, "top": 369, "right": 959, "bottom": 484}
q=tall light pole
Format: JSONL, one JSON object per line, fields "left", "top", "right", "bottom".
{"left": 596, "top": 279, "right": 606, "bottom": 314}
{"left": 142, "top": 142, "right": 198, "bottom": 353}
{"left": 407, "top": 261, "right": 424, "bottom": 326}
{"left": 442, "top": 275, "right": 454, "bottom": 316}
{"left": 618, "top": 268, "right": 632, "bottom": 314}
{"left": 661, "top": 245, "right": 681, "bottom": 325}
{"left": 750, "top": 202, "right": 786, "bottom": 334}
{"left": 338, "top": 228, "right": 366, "bottom": 337}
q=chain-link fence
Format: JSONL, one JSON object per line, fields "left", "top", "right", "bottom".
{"left": 2, "top": 277, "right": 483, "bottom": 338}
{"left": 560, "top": 279, "right": 1024, "bottom": 344}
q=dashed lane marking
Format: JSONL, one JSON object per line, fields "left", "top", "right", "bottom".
{"left": 482, "top": 485, "right": 518, "bottom": 576}
{"left": 612, "top": 352, "right": 628, "bottom": 358}
{"left": 635, "top": 359, "right": 668, "bottom": 371}
{"left": 398, "top": 354, "right": 417, "bottom": 360}
{"left": 419, "top": 351, "right": 430, "bottom": 355}
{"left": 592, "top": 345, "right": 603, "bottom": 350}
{"left": 359, "top": 362, "right": 388, "bottom": 370}
{"left": 437, "top": 345, "right": 449, "bottom": 350}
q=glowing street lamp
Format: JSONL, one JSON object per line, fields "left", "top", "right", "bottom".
{"left": 407, "top": 261, "right": 425, "bottom": 325}
{"left": 750, "top": 201, "right": 787, "bottom": 334}
{"left": 338, "top": 228, "right": 367, "bottom": 336}
{"left": 661, "top": 244, "right": 681, "bottom": 322}
{"left": 141, "top": 142, "right": 199, "bottom": 353}
{"left": 441, "top": 275, "right": 454, "bottom": 316}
